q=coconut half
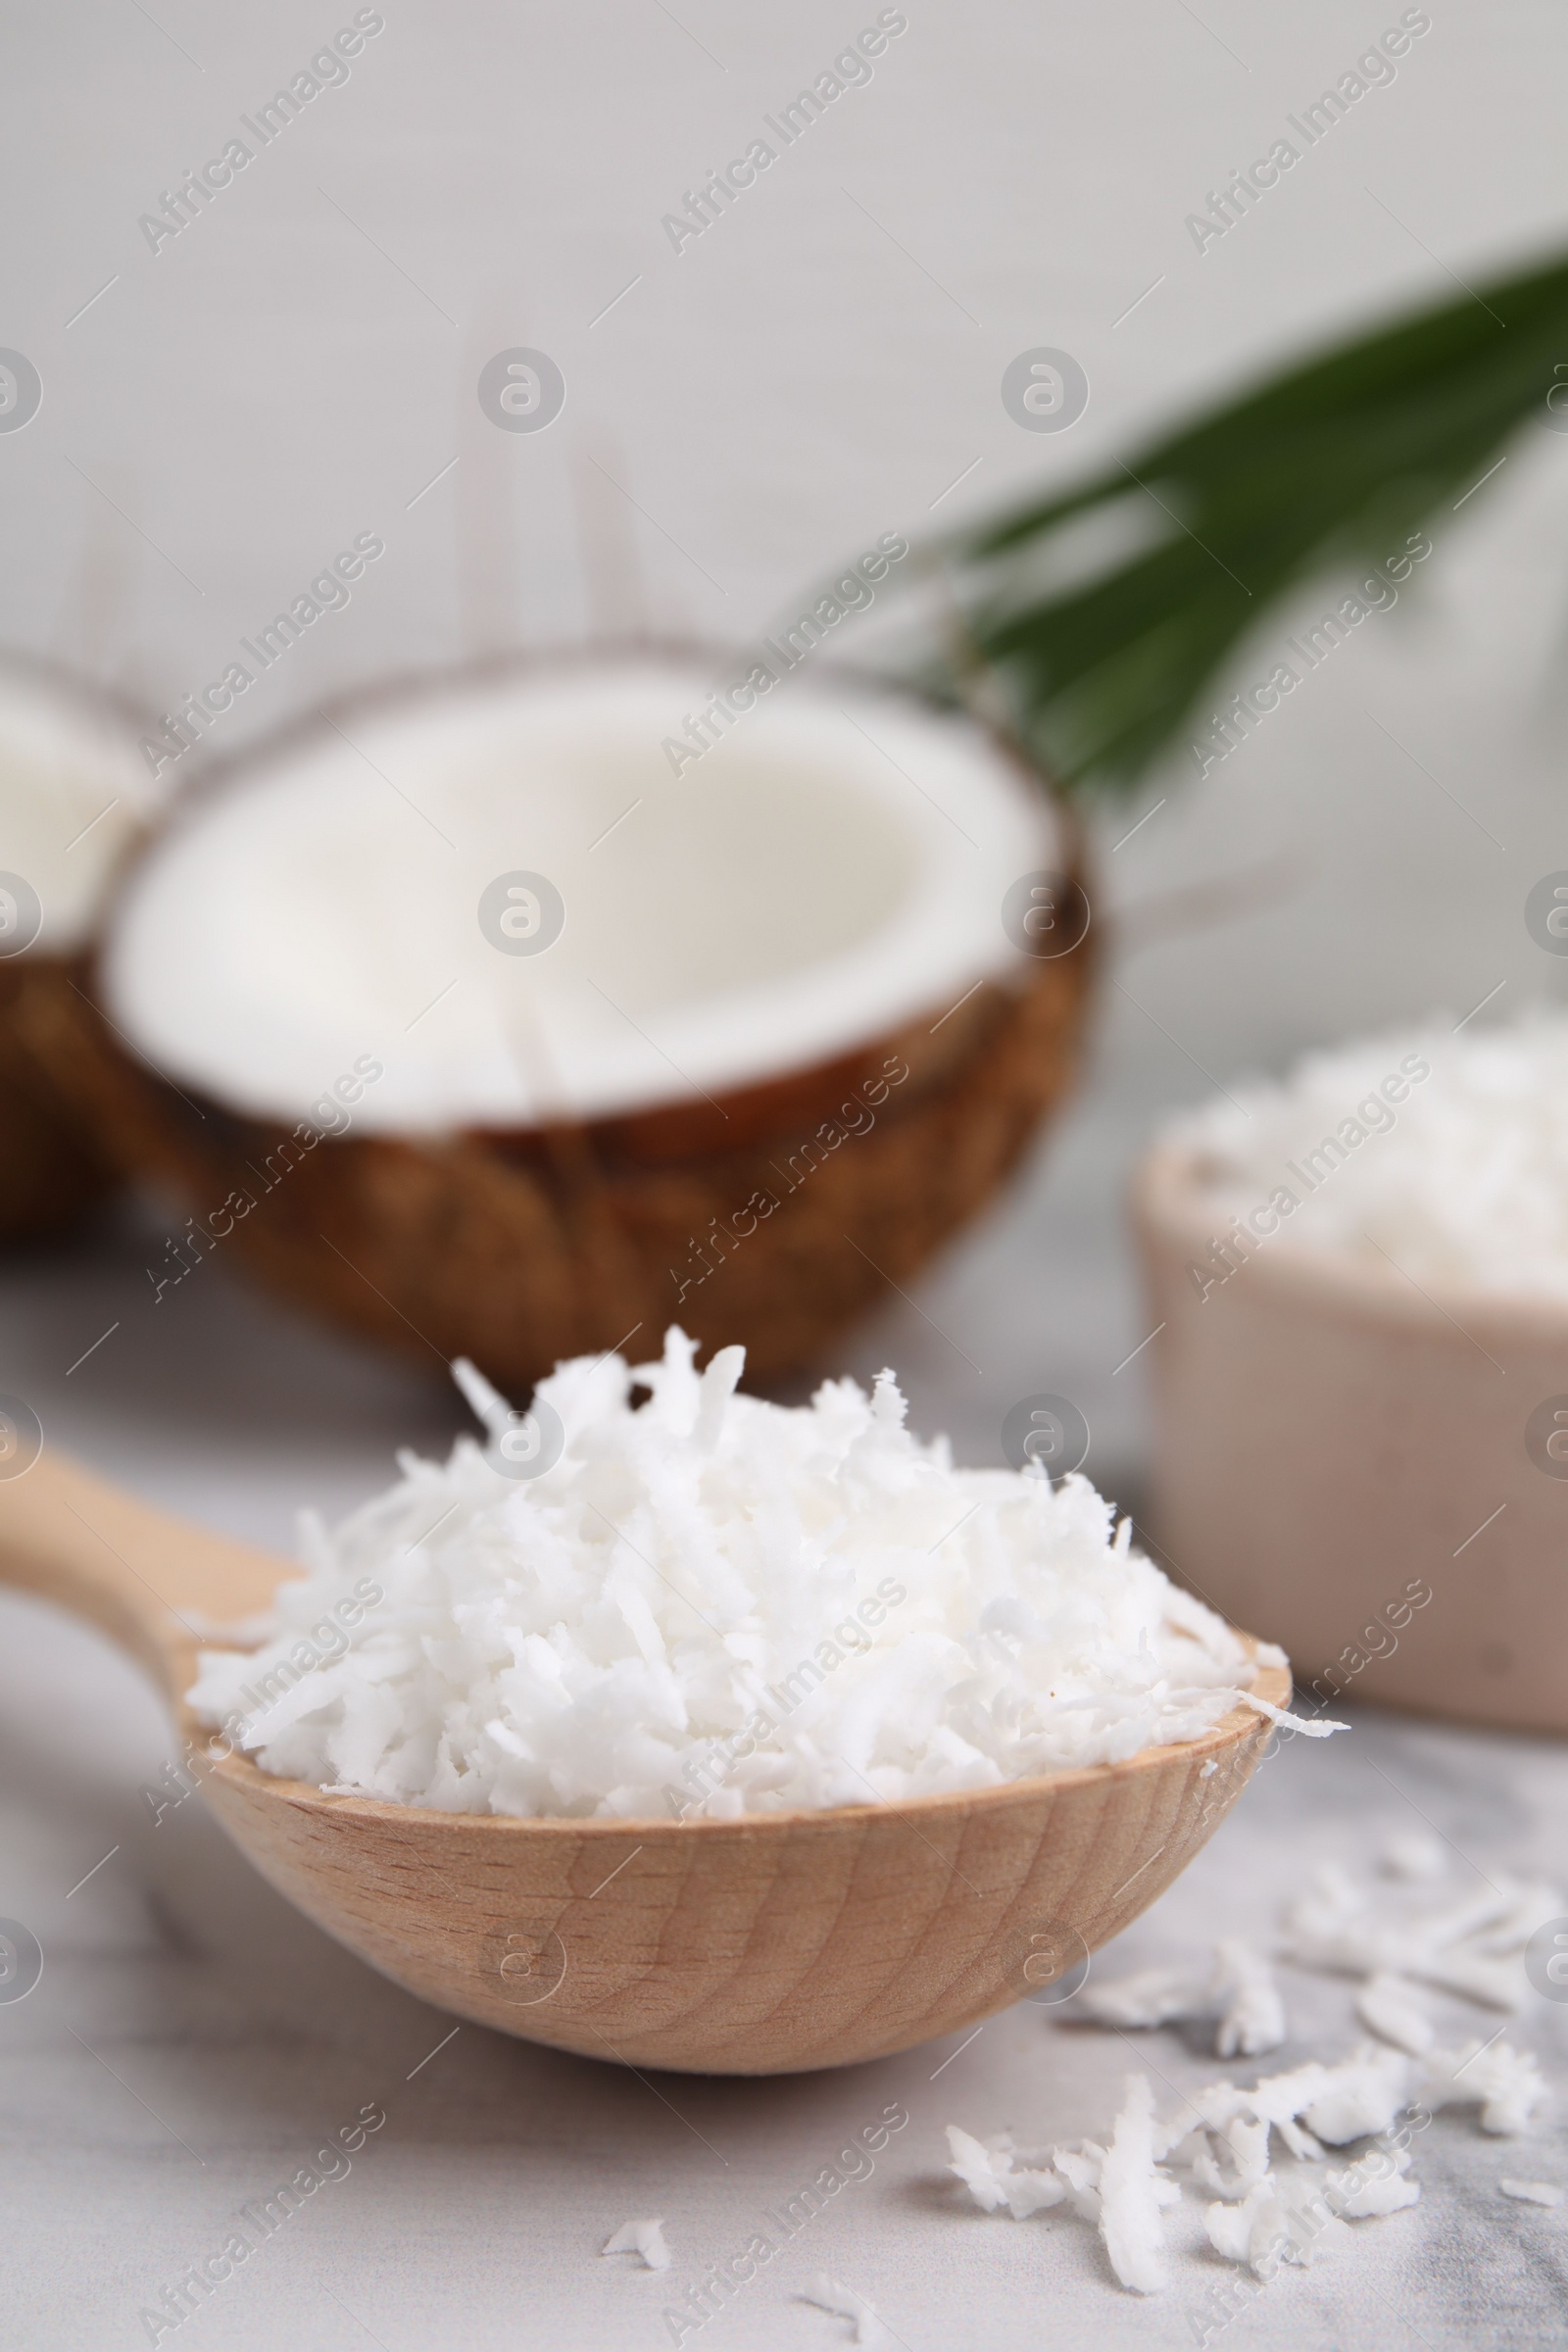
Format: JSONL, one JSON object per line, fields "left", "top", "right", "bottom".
{"left": 74, "top": 653, "right": 1092, "bottom": 1381}
{"left": 0, "top": 657, "right": 159, "bottom": 1237}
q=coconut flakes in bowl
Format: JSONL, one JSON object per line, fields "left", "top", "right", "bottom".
{"left": 1167, "top": 1007, "right": 1568, "bottom": 1299}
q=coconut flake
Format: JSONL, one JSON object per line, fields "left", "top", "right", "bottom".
{"left": 1050, "top": 2142, "right": 1106, "bottom": 2224}
{"left": 950, "top": 1834, "right": 1559, "bottom": 2300}
{"left": 1205, "top": 2179, "right": 1275, "bottom": 2269}
{"left": 1179, "top": 2046, "right": 1412, "bottom": 2161}
{"left": 1325, "top": 2146, "right": 1420, "bottom": 2220}
{"left": 1096, "top": 2076, "right": 1180, "bottom": 2293}
{"left": 1237, "top": 1690, "right": 1348, "bottom": 1738}
{"left": 944, "top": 2127, "right": 1064, "bottom": 2220}
{"left": 1298, "top": 2044, "right": 1412, "bottom": 2145}
{"left": 1380, "top": 1831, "right": 1447, "bottom": 1882}
{"left": 1188, "top": 2113, "right": 1273, "bottom": 2201}
{"left": 951, "top": 2026, "right": 1435, "bottom": 2297}
{"left": 601, "top": 2219, "right": 669, "bottom": 2270}
{"left": 1421, "top": 2040, "right": 1547, "bottom": 2135}
{"left": 1280, "top": 1864, "right": 1554, "bottom": 2014}
{"left": 798, "top": 2274, "right": 897, "bottom": 2347}
{"left": 1212, "top": 1938, "right": 1288, "bottom": 2059}
{"left": 187, "top": 1329, "right": 1291, "bottom": 1817}
{"left": 1077, "top": 1965, "right": 1208, "bottom": 2032}
{"left": 1078, "top": 1939, "right": 1285, "bottom": 2057}
{"left": 1204, "top": 2173, "right": 1338, "bottom": 2275}
{"left": 1356, "top": 1974, "right": 1436, "bottom": 2056}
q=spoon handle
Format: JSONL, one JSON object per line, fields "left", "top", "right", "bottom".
{"left": 0, "top": 1450, "right": 289, "bottom": 1699}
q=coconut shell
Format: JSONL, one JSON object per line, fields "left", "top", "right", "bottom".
{"left": 0, "top": 658, "right": 165, "bottom": 1243}
{"left": 0, "top": 958, "right": 121, "bottom": 1240}
{"left": 47, "top": 908, "right": 1092, "bottom": 1386}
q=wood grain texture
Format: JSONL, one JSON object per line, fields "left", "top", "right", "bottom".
{"left": 0, "top": 1451, "right": 288, "bottom": 1687}
{"left": 194, "top": 1687, "right": 1282, "bottom": 2074}
{"left": 0, "top": 1448, "right": 1285, "bottom": 2076}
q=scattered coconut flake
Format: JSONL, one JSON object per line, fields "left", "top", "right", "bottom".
{"left": 1280, "top": 1864, "right": 1557, "bottom": 2014}
{"left": 1165, "top": 1009, "right": 1568, "bottom": 1298}
{"left": 1421, "top": 2040, "right": 1547, "bottom": 2136}
{"left": 1284, "top": 1861, "right": 1366, "bottom": 1943}
{"left": 1205, "top": 2171, "right": 1338, "bottom": 2276}
{"left": 945, "top": 2127, "right": 1064, "bottom": 2220}
{"left": 1463, "top": 1876, "right": 1566, "bottom": 1957}
{"left": 1325, "top": 2146, "right": 1420, "bottom": 2220}
{"left": 951, "top": 1833, "right": 1555, "bottom": 2299}
{"left": 1298, "top": 2044, "right": 1413, "bottom": 2145}
{"left": 1080, "top": 1940, "right": 1285, "bottom": 2057}
{"left": 1380, "top": 1831, "right": 1448, "bottom": 1882}
{"left": 951, "top": 2030, "right": 1433, "bottom": 2297}
{"left": 798, "top": 2274, "right": 897, "bottom": 2348}
{"left": 1205, "top": 2178, "right": 1276, "bottom": 2269}
{"left": 944, "top": 2126, "right": 1011, "bottom": 2214}
{"left": 1097, "top": 2076, "right": 1179, "bottom": 2293}
{"left": 601, "top": 2219, "right": 669, "bottom": 2271}
{"left": 1188, "top": 2113, "right": 1272, "bottom": 2201}
{"left": 1078, "top": 1965, "right": 1208, "bottom": 2032}
{"left": 1356, "top": 1974, "right": 1436, "bottom": 2056}
{"left": 187, "top": 1328, "right": 1300, "bottom": 1818}
{"left": 1206, "top": 2148, "right": 1418, "bottom": 2278}
{"left": 1180, "top": 2047, "right": 1410, "bottom": 2159}
{"left": 1050, "top": 2142, "right": 1105, "bottom": 2224}
{"left": 1213, "top": 1938, "right": 1288, "bottom": 2059}
{"left": 1240, "top": 1689, "right": 1347, "bottom": 1738}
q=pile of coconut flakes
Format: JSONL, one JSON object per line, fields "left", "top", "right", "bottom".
{"left": 187, "top": 1328, "right": 1311, "bottom": 1816}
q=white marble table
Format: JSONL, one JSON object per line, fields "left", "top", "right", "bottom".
{"left": 3, "top": 1182, "right": 1565, "bottom": 2352}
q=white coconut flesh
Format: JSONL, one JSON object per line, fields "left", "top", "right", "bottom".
{"left": 102, "top": 660, "right": 1059, "bottom": 1138}
{"left": 0, "top": 665, "right": 156, "bottom": 955}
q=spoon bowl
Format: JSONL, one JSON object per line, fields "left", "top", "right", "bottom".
{"left": 0, "top": 1450, "right": 1287, "bottom": 2074}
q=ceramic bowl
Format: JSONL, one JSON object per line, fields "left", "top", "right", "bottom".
{"left": 1132, "top": 1139, "right": 1568, "bottom": 1734}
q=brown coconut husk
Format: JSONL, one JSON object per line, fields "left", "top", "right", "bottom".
{"left": 44, "top": 916, "right": 1092, "bottom": 1386}
{"left": 0, "top": 657, "right": 159, "bottom": 1243}
{"left": 0, "top": 957, "right": 121, "bottom": 1239}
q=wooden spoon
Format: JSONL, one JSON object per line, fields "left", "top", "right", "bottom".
{"left": 0, "top": 1449, "right": 1289, "bottom": 2075}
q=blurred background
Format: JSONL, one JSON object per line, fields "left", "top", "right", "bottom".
{"left": 6, "top": 0, "right": 1568, "bottom": 1532}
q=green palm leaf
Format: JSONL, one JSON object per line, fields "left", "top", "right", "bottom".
{"left": 917, "top": 245, "right": 1568, "bottom": 795}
